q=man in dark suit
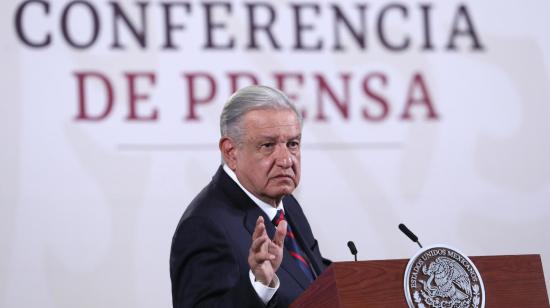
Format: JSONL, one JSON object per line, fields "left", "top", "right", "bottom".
{"left": 170, "top": 85, "right": 330, "bottom": 307}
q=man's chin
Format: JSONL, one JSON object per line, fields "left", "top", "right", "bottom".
{"left": 267, "top": 185, "right": 296, "bottom": 198}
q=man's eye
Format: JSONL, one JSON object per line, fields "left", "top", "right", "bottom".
{"left": 288, "top": 141, "right": 300, "bottom": 149}
{"left": 261, "top": 143, "right": 274, "bottom": 149}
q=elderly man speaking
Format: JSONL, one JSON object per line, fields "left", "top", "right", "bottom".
{"left": 170, "top": 85, "right": 330, "bottom": 307}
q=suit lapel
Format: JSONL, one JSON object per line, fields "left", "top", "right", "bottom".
{"left": 244, "top": 205, "right": 274, "bottom": 237}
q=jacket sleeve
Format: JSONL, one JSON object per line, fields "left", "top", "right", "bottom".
{"left": 170, "top": 216, "right": 276, "bottom": 308}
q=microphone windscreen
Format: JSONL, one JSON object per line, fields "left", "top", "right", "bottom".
{"left": 347, "top": 241, "right": 358, "bottom": 255}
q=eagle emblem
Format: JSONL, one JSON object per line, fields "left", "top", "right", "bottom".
{"left": 404, "top": 245, "right": 485, "bottom": 308}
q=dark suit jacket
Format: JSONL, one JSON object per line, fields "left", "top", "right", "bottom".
{"left": 170, "top": 166, "right": 330, "bottom": 307}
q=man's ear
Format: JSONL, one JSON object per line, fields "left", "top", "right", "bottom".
{"left": 219, "top": 137, "right": 237, "bottom": 170}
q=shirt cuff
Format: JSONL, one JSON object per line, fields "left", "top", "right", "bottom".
{"left": 249, "top": 270, "right": 280, "bottom": 304}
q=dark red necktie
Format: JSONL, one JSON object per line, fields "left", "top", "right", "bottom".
{"left": 273, "top": 209, "right": 315, "bottom": 282}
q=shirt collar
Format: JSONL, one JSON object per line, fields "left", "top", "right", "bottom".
{"left": 223, "top": 164, "right": 284, "bottom": 221}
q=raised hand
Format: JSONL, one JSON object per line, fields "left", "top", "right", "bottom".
{"left": 248, "top": 216, "right": 287, "bottom": 286}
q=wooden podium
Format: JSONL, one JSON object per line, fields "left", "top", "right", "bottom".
{"left": 291, "top": 255, "right": 549, "bottom": 307}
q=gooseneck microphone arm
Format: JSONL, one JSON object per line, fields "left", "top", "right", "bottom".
{"left": 347, "top": 241, "right": 358, "bottom": 262}
{"left": 398, "top": 223, "right": 423, "bottom": 249}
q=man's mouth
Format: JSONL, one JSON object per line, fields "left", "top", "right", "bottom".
{"left": 272, "top": 174, "right": 293, "bottom": 180}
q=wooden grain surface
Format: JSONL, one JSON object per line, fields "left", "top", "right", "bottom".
{"left": 291, "top": 254, "right": 549, "bottom": 308}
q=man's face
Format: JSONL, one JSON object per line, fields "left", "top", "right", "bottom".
{"left": 224, "top": 108, "right": 301, "bottom": 207}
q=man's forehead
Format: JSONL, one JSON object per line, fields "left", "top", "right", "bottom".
{"left": 242, "top": 109, "right": 301, "bottom": 129}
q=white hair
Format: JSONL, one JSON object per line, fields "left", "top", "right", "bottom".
{"left": 220, "top": 85, "right": 302, "bottom": 143}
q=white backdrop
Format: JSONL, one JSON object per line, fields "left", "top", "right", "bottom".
{"left": 1, "top": 0, "right": 549, "bottom": 307}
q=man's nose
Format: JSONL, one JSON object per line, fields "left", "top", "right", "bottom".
{"left": 274, "top": 145, "right": 293, "bottom": 168}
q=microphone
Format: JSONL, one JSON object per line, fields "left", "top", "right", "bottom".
{"left": 398, "top": 223, "right": 423, "bottom": 249}
{"left": 347, "top": 241, "right": 358, "bottom": 262}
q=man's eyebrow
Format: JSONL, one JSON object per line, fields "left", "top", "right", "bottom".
{"left": 254, "top": 133, "right": 301, "bottom": 141}
{"left": 287, "top": 134, "right": 302, "bottom": 142}
{"left": 255, "top": 135, "right": 277, "bottom": 141}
